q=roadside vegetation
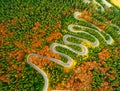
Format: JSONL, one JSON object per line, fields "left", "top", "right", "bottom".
{"left": 0, "top": 0, "right": 120, "bottom": 91}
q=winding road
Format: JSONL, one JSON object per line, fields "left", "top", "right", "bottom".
{"left": 27, "top": 0, "right": 119, "bottom": 91}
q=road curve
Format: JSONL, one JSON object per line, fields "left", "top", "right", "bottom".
{"left": 27, "top": 2, "right": 117, "bottom": 90}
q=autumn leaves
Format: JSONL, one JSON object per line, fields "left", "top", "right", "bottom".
{"left": 27, "top": 8, "right": 116, "bottom": 90}
{"left": 76, "top": 10, "right": 108, "bottom": 30}
{"left": 29, "top": 46, "right": 60, "bottom": 69}
{"left": 46, "top": 32, "right": 62, "bottom": 43}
